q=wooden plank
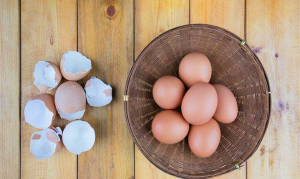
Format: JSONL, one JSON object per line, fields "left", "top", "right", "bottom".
{"left": 21, "top": 0, "right": 77, "bottom": 178}
{"left": 0, "top": 0, "right": 20, "bottom": 178}
{"left": 190, "top": 1, "right": 246, "bottom": 179}
{"left": 135, "top": 0, "right": 189, "bottom": 178}
{"left": 78, "top": 0, "right": 134, "bottom": 178}
{"left": 247, "top": 0, "right": 300, "bottom": 178}
{"left": 190, "top": 0, "right": 245, "bottom": 38}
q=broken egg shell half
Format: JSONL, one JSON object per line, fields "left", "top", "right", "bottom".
{"left": 25, "top": 93, "right": 56, "bottom": 129}
{"left": 60, "top": 51, "right": 92, "bottom": 81}
{"left": 85, "top": 77, "right": 113, "bottom": 107}
{"left": 30, "top": 127, "right": 62, "bottom": 159}
{"left": 55, "top": 81, "right": 86, "bottom": 121}
{"left": 33, "top": 61, "right": 62, "bottom": 93}
{"left": 62, "top": 120, "right": 95, "bottom": 155}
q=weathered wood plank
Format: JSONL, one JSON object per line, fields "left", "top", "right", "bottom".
{"left": 0, "top": 0, "right": 20, "bottom": 178}
{"left": 247, "top": 0, "right": 300, "bottom": 178}
{"left": 21, "top": 0, "right": 77, "bottom": 178}
{"left": 78, "top": 0, "right": 134, "bottom": 178}
{"left": 190, "top": 1, "right": 246, "bottom": 179}
{"left": 135, "top": 0, "right": 189, "bottom": 178}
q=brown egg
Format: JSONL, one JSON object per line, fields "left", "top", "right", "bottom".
{"left": 179, "top": 53, "right": 212, "bottom": 87}
{"left": 181, "top": 82, "right": 217, "bottom": 125}
{"left": 153, "top": 76, "right": 185, "bottom": 109}
{"left": 152, "top": 110, "right": 190, "bottom": 144}
{"left": 188, "top": 118, "right": 221, "bottom": 158}
{"left": 55, "top": 81, "right": 86, "bottom": 120}
{"left": 213, "top": 84, "right": 238, "bottom": 123}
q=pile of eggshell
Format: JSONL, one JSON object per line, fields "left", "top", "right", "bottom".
{"left": 152, "top": 53, "right": 238, "bottom": 158}
{"left": 25, "top": 51, "right": 112, "bottom": 159}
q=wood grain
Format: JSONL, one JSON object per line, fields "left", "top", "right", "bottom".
{"left": 21, "top": 0, "right": 77, "bottom": 178}
{"left": 135, "top": 0, "right": 189, "bottom": 178}
{"left": 78, "top": 0, "right": 134, "bottom": 178}
{"left": 1, "top": 1, "right": 298, "bottom": 178}
{"left": 0, "top": 0, "right": 20, "bottom": 178}
{"left": 190, "top": 0, "right": 245, "bottom": 38}
{"left": 247, "top": 0, "right": 300, "bottom": 178}
{"left": 190, "top": 0, "right": 246, "bottom": 179}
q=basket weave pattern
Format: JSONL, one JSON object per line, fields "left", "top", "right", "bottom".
{"left": 124, "top": 24, "right": 271, "bottom": 178}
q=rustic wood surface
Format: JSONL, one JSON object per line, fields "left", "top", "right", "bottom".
{"left": 0, "top": 0, "right": 20, "bottom": 179}
{"left": 78, "top": 0, "right": 134, "bottom": 178}
{"left": 246, "top": 0, "right": 300, "bottom": 179}
{"left": 20, "top": 0, "right": 77, "bottom": 178}
{"left": 0, "top": 0, "right": 299, "bottom": 178}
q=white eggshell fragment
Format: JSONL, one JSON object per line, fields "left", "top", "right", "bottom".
{"left": 57, "top": 109, "right": 85, "bottom": 121}
{"left": 33, "top": 61, "right": 62, "bottom": 93}
{"left": 60, "top": 51, "right": 92, "bottom": 81}
{"left": 25, "top": 93, "right": 56, "bottom": 129}
{"left": 63, "top": 120, "right": 95, "bottom": 155}
{"left": 30, "top": 127, "right": 62, "bottom": 159}
{"left": 85, "top": 77, "right": 113, "bottom": 107}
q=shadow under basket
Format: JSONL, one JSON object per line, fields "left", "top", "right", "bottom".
{"left": 124, "top": 24, "right": 271, "bottom": 178}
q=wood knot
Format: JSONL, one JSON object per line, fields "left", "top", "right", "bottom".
{"left": 106, "top": 5, "right": 116, "bottom": 19}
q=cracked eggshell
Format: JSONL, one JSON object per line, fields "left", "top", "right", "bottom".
{"left": 30, "top": 127, "right": 62, "bottom": 159}
{"left": 62, "top": 120, "right": 95, "bottom": 155}
{"left": 55, "top": 81, "right": 86, "bottom": 120}
{"left": 33, "top": 61, "right": 62, "bottom": 93}
{"left": 49, "top": 126, "right": 63, "bottom": 152}
{"left": 25, "top": 93, "right": 56, "bottom": 129}
{"left": 85, "top": 77, "right": 112, "bottom": 107}
{"left": 60, "top": 51, "right": 92, "bottom": 81}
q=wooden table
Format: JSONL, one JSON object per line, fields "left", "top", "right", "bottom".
{"left": 1, "top": 0, "right": 299, "bottom": 178}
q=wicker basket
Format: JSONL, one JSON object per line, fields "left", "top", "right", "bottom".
{"left": 124, "top": 24, "right": 271, "bottom": 178}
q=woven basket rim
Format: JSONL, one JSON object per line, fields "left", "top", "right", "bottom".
{"left": 124, "top": 24, "right": 271, "bottom": 178}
